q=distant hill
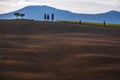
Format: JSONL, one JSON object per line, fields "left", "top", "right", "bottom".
{"left": 0, "top": 6, "right": 120, "bottom": 24}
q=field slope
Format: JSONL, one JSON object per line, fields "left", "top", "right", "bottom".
{"left": 0, "top": 20, "right": 120, "bottom": 80}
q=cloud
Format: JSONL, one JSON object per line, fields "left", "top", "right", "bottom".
{"left": 0, "top": 0, "right": 40, "bottom": 14}
{"left": 25, "top": 0, "right": 120, "bottom": 13}
{"left": 0, "top": 0, "right": 120, "bottom": 14}
{"left": 0, "top": 0, "right": 20, "bottom": 3}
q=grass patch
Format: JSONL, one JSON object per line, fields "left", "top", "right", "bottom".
{"left": 57, "top": 20, "right": 120, "bottom": 27}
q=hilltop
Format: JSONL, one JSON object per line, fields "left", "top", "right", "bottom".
{"left": 0, "top": 19, "right": 120, "bottom": 36}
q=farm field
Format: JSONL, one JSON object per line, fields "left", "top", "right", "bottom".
{"left": 0, "top": 20, "right": 120, "bottom": 80}
{"left": 57, "top": 20, "right": 120, "bottom": 27}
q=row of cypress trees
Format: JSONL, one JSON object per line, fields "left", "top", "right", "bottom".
{"left": 44, "top": 13, "right": 54, "bottom": 21}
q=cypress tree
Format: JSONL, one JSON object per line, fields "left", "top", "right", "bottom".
{"left": 44, "top": 13, "right": 47, "bottom": 21}
{"left": 47, "top": 15, "right": 50, "bottom": 21}
{"left": 51, "top": 13, "right": 54, "bottom": 21}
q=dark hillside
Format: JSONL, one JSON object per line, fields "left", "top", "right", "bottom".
{"left": 0, "top": 20, "right": 120, "bottom": 80}
{"left": 0, "top": 20, "right": 120, "bottom": 37}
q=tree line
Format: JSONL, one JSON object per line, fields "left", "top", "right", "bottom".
{"left": 44, "top": 13, "right": 54, "bottom": 21}
{"left": 14, "top": 13, "right": 54, "bottom": 21}
{"left": 14, "top": 13, "right": 25, "bottom": 19}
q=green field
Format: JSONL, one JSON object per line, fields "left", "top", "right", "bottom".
{"left": 57, "top": 20, "right": 120, "bottom": 27}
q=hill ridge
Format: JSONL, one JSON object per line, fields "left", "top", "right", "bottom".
{"left": 0, "top": 5, "right": 120, "bottom": 24}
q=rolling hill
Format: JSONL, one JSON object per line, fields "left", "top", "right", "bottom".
{"left": 0, "top": 6, "right": 120, "bottom": 24}
{"left": 0, "top": 20, "right": 120, "bottom": 80}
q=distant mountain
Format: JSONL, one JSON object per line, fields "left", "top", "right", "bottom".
{"left": 0, "top": 6, "right": 120, "bottom": 24}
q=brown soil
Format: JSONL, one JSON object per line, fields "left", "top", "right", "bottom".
{"left": 0, "top": 20, "right": 120, "bottom": 80}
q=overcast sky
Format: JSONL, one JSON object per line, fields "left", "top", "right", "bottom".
{"left": 0, "top": 0, "right": 120, "bottom": 14}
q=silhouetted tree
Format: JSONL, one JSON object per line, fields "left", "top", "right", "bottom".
{"left": 79, "top": 19, "right": 81, "bottom": 24}
{"left": 44, "top": 13, "right": 47, "bottom": 21}
{"left": 14, "top": 13, "right": 20, "bottom": 19}
{"left": 20, "top": 14, "right": 25, "bottom": 19}
{"left": 51, "top": 13, "right": 54, "bottom": 21}
{"left": 103, "top": 21, "right": 106, "bottom": 26}
{"left": 47, "top": 15, "right": 50, "bottom": 21}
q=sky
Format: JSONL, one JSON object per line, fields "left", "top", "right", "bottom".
{"left": 0, "top": 0, "right": 120, "bottom": 14}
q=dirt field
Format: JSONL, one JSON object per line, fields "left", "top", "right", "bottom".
{"left": 0, "top": 20, "right": 120, "bottom": 80}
